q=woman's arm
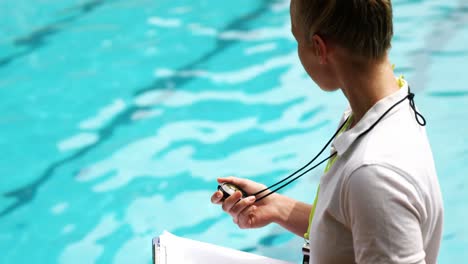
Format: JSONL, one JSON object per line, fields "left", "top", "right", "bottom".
{"left": 273, "top": 194, "right": 311, "bottom": 237}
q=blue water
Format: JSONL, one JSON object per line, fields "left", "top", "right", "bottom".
{"left": 1, "top": 0, "right": 467, "bottom": 263}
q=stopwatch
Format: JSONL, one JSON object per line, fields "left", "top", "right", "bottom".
{"left": 217, "top": 182, "right": 248, "bottom": 201}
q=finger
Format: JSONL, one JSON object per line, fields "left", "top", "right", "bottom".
{"left": 221, "top": 191, "right": 243, "bottom": 213}
{"left": 210, "top": 191, "right": 224, "bottom": 204}
{"left": 230, "top": 196, "right": 256, "bottom": 221}
{"left": 238, "top": 205, "right": 257, "bottom": 229}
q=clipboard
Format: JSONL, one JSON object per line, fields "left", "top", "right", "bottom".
{"left": 152, "top": 231, "right": 293, "bottom": 264}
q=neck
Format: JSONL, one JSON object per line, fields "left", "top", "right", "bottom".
{"left": 336, "top": 56, "right": 399, "bottom": 127}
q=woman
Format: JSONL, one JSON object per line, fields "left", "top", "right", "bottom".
{"left": 211, "top": 0, "right": 443, "bottom": 263}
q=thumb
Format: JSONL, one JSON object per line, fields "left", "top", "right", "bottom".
{"left": 217, "top": 177, "right": 265, "bottom": 194}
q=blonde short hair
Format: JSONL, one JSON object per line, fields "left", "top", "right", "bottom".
{"left": 295, "top": 0, "right": 393, "bottom": 60}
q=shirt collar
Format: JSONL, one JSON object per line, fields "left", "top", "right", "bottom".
{"left": 332, "top": 81, "right": 409, "bottom": 156}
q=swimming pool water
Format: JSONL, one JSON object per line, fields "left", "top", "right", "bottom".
{"left": 1, "top": 0, "right": 467, "bottom": 263}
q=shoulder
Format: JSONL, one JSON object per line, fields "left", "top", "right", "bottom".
{"left": 341, "top": 164, "right": 427, "bottom": 225}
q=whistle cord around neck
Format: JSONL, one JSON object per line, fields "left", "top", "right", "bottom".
{"left": 355, "top": 87, "right": 426, "bottom": 142}
{"left": 408, "top": 90, "right": 427, "bottom": 126}
{"left": 252, "top": 116, "right": 351, "bottom": 199}
{"left": 255, "top": 152, "right": 338, "bottom": 202}
{"left": 253, "top": 88, "right": 426, "bottom": 203}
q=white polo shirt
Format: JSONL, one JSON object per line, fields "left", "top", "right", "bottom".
{"left": 309, "top": 82, "right": 444, "bottom": 264}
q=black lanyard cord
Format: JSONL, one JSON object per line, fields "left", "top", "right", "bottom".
{"left": 255, "top": 152, "right": 337, "bottom": 202}
{"left": 252, "top": 116, "right": 351, "bottom": 199}
{"left": 355, "top": 87, "right": 426, "bottom": 141}
{"left": 409, "top": 91, "right": 427, "bottom": 126}
{"left": 253, "top": 87, "right": 426, "bottom": 203}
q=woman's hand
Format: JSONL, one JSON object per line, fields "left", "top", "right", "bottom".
{"left": 211, "top": 177, "right": 281, "bottom": 229}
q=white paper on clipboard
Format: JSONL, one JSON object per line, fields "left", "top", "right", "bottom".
{"left": 152, "top": 237, "right": 166, "bottom": 264}
{"left": 152, "top": 231, "right": 293, "bottom": 264}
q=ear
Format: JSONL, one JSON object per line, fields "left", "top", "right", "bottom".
{"left": 311, "top": 34, "right": 328, "bottom": 64}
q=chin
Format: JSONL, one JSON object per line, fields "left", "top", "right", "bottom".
{"left": 320, "top": 86, "right": 340, "bottom": 92}
{"left": 308, "top": 74, "right": 339, "bottom": 92}
{"left": 314, "top": 81, "right": 340, "bottom": 92}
